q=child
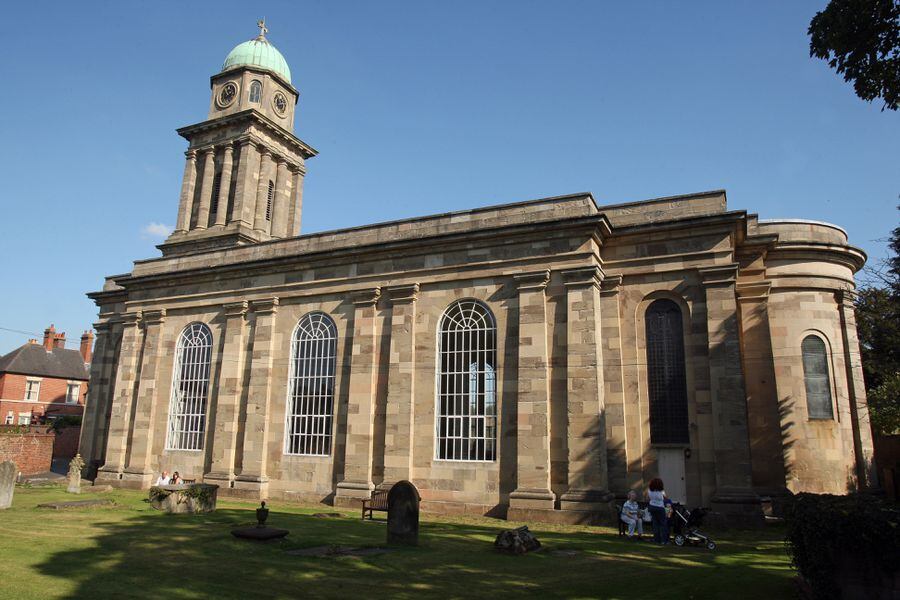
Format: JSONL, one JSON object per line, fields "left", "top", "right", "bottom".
{"left": 620, "top": 490, "right": 644, "bottom": 538}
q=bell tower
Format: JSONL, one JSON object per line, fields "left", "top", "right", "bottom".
{"left": 161, "top": 20, "right": 317, "bottom": 257}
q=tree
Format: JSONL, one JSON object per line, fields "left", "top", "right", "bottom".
{"left": 856, "top": 205, "right": 900, "bottom": 434}
{"left": 808, "top": 0, "right": 900, "bottom": 111}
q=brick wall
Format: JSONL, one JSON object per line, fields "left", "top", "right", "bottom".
{"left": 52, "top": 426, "right": 81, "bottom": 459}
{"left": 0, "top": 426, "right": 54, "bottom": 475}
{"left": 0, "top": 373, "right": 86, "bottom": 426}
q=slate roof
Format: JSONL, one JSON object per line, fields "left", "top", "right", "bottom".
{"left": 0, "top": 343, "right": 89, "bottom": 381}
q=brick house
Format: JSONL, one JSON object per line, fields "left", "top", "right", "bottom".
{"left": 0, "top": 325, "right": 92, "bottom": 427}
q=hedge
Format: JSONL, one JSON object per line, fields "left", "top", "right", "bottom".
{"left": 784, "top": 493, "right": 900, "bottom": 599}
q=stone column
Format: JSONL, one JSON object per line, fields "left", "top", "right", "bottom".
{"left": 253, "top": 149, "right": 274, "bottom": 235}
{"left": 96, "top": 311, "right": 143, "bottom": 484}
{"left": 122, "top": 309, "right": 167, "bottom": 487}
{"left": 174, "top": 150, "right": 197, "bottom": 233}
{"left": 381, "top": 284, "right": 418, "bottom": 488}
{"left": 195, "top": 148, "right": 216, "bottom": 230}
{"left": 271, "top": 159, "right": 290, "bottom": 238}
{"left": 287, "top": 167, "right": 305, "bottom": 236}
{"left": 598, "top": 275, "right": 630, "bottom": 492}
{"left": 559, "top": 266, "right": 612, "bottom": 511}
{"left": 698, "top": 265, "right": 760, "bottom": 519}
{"left": 837, "top": 289, "right": 878, "bottom": 488}
{"left": 336, "top": 287, "right": 382, "bottom": 504}
{"left": 232, "top": 139, "right": 260, "bottom": 227}
{"left": 234, "top": 298, "right": 279, "bottom": 497}
{"left": 509, "top": 270, "right": 556, "bottom": 514}
{"left": 205, "top": 301, "right": 249, "bottom": 485}
{"left": 213, "top": 142, "right": 234, "bottom": 227}
{"left": 77, "top": 320, "right": 112, "bottom": 472}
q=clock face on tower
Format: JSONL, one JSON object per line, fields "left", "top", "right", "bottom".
{"left": 217, "top": 82, "right": 238, "bottom": 108}
{"left": 272, "top": 91, "right": 287, "bottom": 116}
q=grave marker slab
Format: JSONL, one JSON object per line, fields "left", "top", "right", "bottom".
{"left": 387, "top": 480, "right": 420, "bottom": 546}
{"left": 0, "top": 461, "right": 16, "bottom": 509}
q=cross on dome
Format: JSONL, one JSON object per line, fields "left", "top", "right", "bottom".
{"left": 256, "top": 18, "right": 268, "bottom": 40}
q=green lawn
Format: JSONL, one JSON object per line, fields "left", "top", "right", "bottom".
{"left": 0, "top": 486, "right": 795, "bottom": 599}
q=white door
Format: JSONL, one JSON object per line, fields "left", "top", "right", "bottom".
{"left": 657, "top": 448, "right": 686, "bottom": 504}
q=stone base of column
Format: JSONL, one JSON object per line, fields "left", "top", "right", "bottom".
{"left": 232, "top": 474, "right": 269, "bottom": 499}
{"left": 120, "top": 469, "right": 154, "bottom": 489}
{"left": 558, "top": 488, "right": 615, "bottom": 512}
{"left": 94, "top": 465, "right": 123, "bottom": 487}
{"left": 334, "top": 480, "right": 375, "bottom": 507}
{"left": 203, "top": 471, "right": 234, "bottom": 486}
{"left": 507, "top": 488, "right": 556, "bottom": 521}
{"left": 709, "top": 487, "right": 764, "bottom": 527}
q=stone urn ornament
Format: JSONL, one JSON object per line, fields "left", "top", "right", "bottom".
{"left": 256, "top": 501, "right": 270, "bottom": 528}
{"left": 67, "top": 454, "right": 85, "bottom": 494}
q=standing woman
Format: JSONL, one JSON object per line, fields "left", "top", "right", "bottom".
{"left": 646, "top": 478, "right": 669, "bottom": 544}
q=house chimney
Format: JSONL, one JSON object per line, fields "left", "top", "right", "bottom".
{"left": 53, "top": 331, "right": 66, "bottom": 349}
{"left": 43, "top": 325, "right": 56, "bottom": 351}
{"left": 80, "top": 330, "right": 94, "bottom": 364}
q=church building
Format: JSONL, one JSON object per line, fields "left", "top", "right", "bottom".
{"left": 79, "top": 25, "right": 877, "bottom": 523}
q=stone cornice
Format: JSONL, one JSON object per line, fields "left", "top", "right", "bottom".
{"left": 735, "top": 281, "right": 772, "bottom": 301}
{"left": 177, "top": 109, "right": 317, "bottom": 160}
{"left": 698, "top": 264, "right": 740, "bottom": 286}
{"left": 251, "top": 297, "right": 279, "bottom": 314}
{"left": 141, "top": 309, "right": 166, "bottom": 326}
{"left": 222, "top": 300, "right": 249, "bottom": 318}
{"left": 121, "top": 311, "right": 142, "bottom": 327}
{"left": 513, "top": 269, "right": 551, "bottom": 291}
{"left": 384, "top": 283, "right": 419, "bottom": 304}
{"left": 561, "top": 265, "right": 604, "bottom": 289}
{"left": 599, "top": 274, "right": 624, "bottom": 295}
{"left": 350, "top": 287, "right": 382, "bottom": 307}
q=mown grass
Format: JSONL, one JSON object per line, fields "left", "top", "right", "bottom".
{"left": 0, "top": 486, "right": 794, "bottom": 599}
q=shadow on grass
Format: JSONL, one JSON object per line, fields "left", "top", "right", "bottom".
{"left": 33, "top": 504, "right": 793, "bottom": 600}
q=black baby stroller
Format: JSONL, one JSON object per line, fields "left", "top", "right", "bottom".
{"left": 670, "top": 504, "right": 716, "bottom": 550}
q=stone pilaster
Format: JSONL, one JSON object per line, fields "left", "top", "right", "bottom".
{"left": 271, "top": 159, "right": 290, "bottom": 238}
{"left": 559, "top": 266, "right": 613, "bottom": 511}
{"left": 509, "top": 270, "right": 556, "bottom": 513}
{"left": 234, "top": 298, "right": 279, "bottom": 497}
{"left": 380, "top": 284, "right": 419, "bottom": 488}
{"left": 96, "top": 311, "right": 143, "bottom": 484}
{"left": 336, "top": 287, "right": 382, "bottom": 503}
{"left": 836, "top": 289, "right": 878, "bottom": 488}
{"left": 174, "top": 150, "right": 197, "bottom": 233}
{"left": 232, "top": 139, "right": 260, "bottom": 226}
{"left": 77, "top": 320, "right": 113, "bottom": 472}
{"left": 213, "top": 142, "right": 233, "bottom": 227}
{"left": 287, "top": 167, "right": 304, "bottom": 236}
{"left": 122, "top": 309, "right": 167, "bottom": 487}
{"left": 698, "top": 265, "right": 761, "bottom": 519}
{"left": 205, "top": 301, "right": 249, "bottom": 485}
{"left": 253, "top": 149, "right": 274, "bottom": 235}
{"left": 597, "top": 275, "right": 629, "bottom": 492}
{"left": 195, "top": 148, "right": 216, "bottom": 230}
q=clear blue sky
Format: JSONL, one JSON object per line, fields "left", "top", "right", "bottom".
{"left": 0, "top": 1, "right": 897, "bottom": 352}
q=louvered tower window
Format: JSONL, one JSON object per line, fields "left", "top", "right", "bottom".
{"left": 249, "top": 80, "right": 262, "bottom": 103}
{"left": 802, "top": 335, "right": 834, "bottom": 419}
{"left": 210, "top": 172, "right": 221, "bottom": 215}
{"left": 166, "top": 323, "right": 213, "bottom": 451}
{"left": 285, "top": 312, "right": 338, "bottom": 456}
{"left": 266, "top": 180, "right": 274, "bottom": 221}
{"left": 645, "top": 299, "right": 689, "bottom": 444}
{"left": 436, "top": 299, "right": 497, "bottom": 461}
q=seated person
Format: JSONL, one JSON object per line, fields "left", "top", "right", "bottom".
{"left": 620, "top": 490, "right": 644, "bottom": 538}
{"left": 170, "top": 471, "right": 183, "bottom": 485}
{"left": 154, "top": 470, "right": 170, "bottom": 486}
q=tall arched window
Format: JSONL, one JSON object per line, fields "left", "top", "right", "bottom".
{"left": 166, "top": 323, "right": 213, "bottom": 450}
{"left": 285, "top": 312, "right": 338, "bottom": 455}
{"left": 436, "top": 299, "right": 497, "bottom": 461}
{"left": 249, "top": 80, "right": 262, "bottom": 103}
{"left": 645, "top": 299, "right": 689, "bottom": 444}
{"left": 802, "top": 335, "right": 834, "bottom": 419}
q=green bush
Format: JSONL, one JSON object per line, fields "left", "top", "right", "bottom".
{"left": 48, "top": 415, "right": 82, "bottom": 432}
{"left": 784, "top": 493, "right": 900, "bottom": 599}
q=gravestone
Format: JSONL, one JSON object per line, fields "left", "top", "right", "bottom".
{"left": 386, "top": 480, "right": 420, "bottom": 546}
{"left": 0, "top": 461, "right": 16, "bottom": 509}
{"left": 67, "top": 454, "right": 85, "bottom": 494}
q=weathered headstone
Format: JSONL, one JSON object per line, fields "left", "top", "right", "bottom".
{"left": 67, "top": 454, "right": 85, "bottom": 494}
{"left": 0, "top": 461, "right": 16, "bottom": 509}
{"left": 386, "top": 480, "right": 420, "bottom": 546}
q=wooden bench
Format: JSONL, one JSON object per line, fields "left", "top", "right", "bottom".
{"left": 361, "top": 489, "right": 389, "bottom": 520}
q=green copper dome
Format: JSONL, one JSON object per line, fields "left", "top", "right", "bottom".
{"left": 222, "top": 36, "right": 291, "bottom": 84}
